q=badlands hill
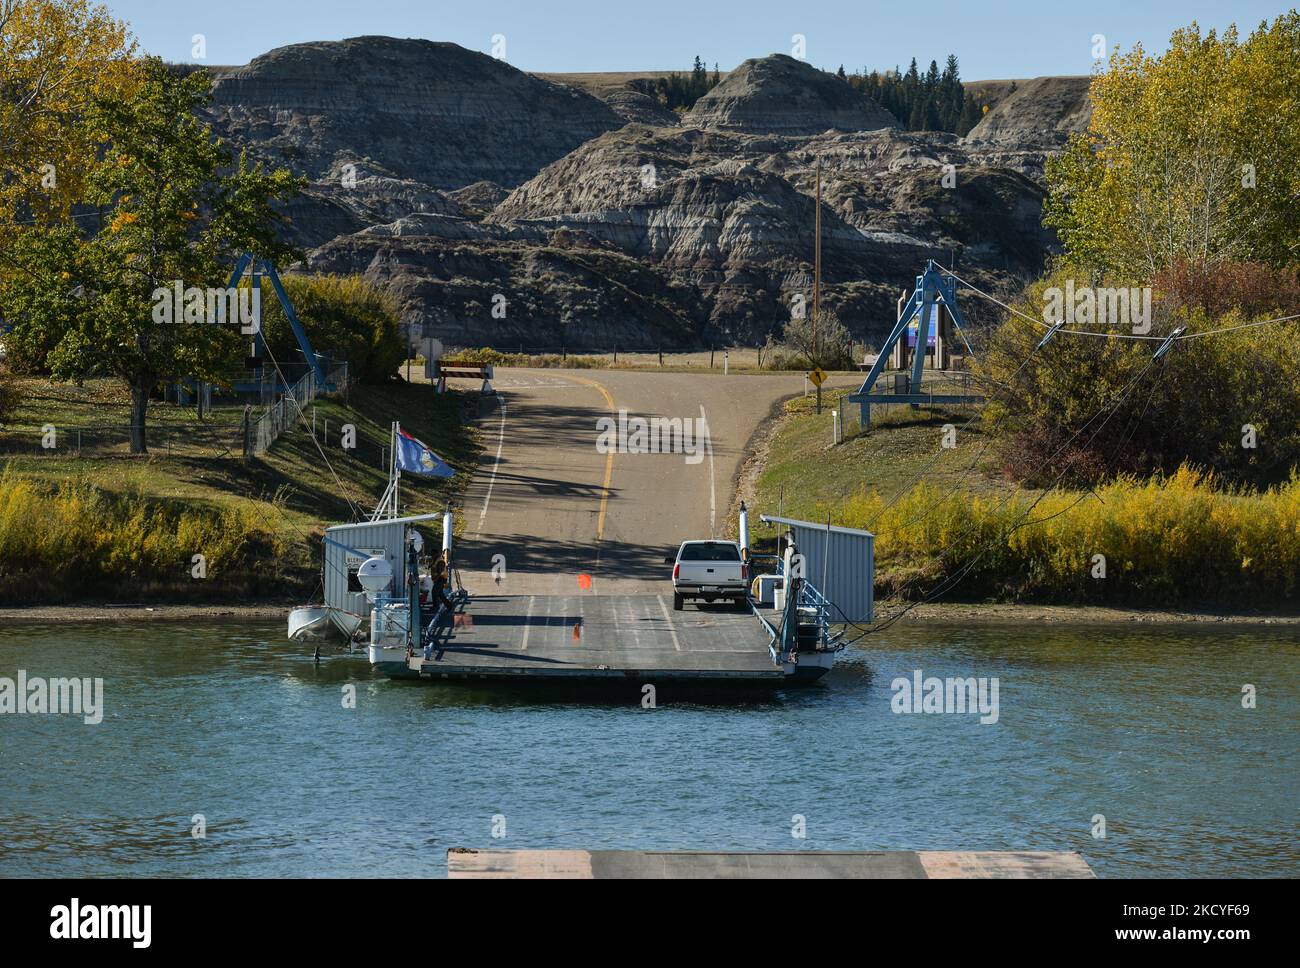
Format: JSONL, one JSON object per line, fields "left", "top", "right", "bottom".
{"left": 200, "top": 37, "right": 1092, "bottom": 351}
{"left": 683, "top": 53, "right": 897, "bottom": 135}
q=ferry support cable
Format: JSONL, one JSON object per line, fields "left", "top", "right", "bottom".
{"left": 856, "top": 347, "right": 1174, "bottom": 638}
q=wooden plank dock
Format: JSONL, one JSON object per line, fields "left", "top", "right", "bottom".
{"left": 447, "top": 849, "right": 1097, "bottom": 879}
{"left": 408, "top": 594, "right": 783, "bottom": 682}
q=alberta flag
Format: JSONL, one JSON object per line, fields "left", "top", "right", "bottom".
{"left": 395, "top": 427, "right": 454, "bottom": 477}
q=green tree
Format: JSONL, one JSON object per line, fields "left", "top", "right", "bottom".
{"left": 260, "top": 274, "right": 404, "bottom": 383}
{"left": 2, "top": 59, "right": 302, "bottom": 453}
{"left": 1044, "top": 14, "right": 1300, "bottom": 278}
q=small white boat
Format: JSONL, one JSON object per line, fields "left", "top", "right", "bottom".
{"left": 329, "top": 608, "right": 365, "bottom": 638}
{"left": 287, "top": 605, "right": 365, "bottom": 642}
{"left": 287, "top": 606, "right": 333, "bottom": 641}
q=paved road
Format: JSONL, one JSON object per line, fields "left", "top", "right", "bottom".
{"left": 453, "top": 367, "right": 860, "bottom": 595}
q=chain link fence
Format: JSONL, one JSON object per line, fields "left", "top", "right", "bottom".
{"left": 250, "top": 363, "right": 349, "bottom": 454}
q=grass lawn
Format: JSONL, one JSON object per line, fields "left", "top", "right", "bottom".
{"left": 753, "top": 386, "right": 1014, "bottom": 526}
{"left": 1, "top": 376, "right": 483, "bottom": 602}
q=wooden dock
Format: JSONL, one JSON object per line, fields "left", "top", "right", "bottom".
{"left": 447, "top": 849, "right": 1097, "bottom": 879}
{"left": 406, "top": 594, "right": 784, "bottom": 682}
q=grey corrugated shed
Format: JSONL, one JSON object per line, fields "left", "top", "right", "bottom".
{"left": 760, "top": 515, "right": 874, "bottom": 623}
{"left": 323, "top": 520, "right": 408, "bottom": 617}
{"left": 322, "top": 513, "right": 442, "bottom": 616}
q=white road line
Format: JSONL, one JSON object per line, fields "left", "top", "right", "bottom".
{"left": 474, "top": 393, "right": 507, "bottom": 538}
{"left": 656, "top": 595, "right": 682, "bottom": 651}
{"left": 701, "top": 404, "right": 716, "bottom": 538}
{"left": 520, "top": 595, "right": 535, "bottom": 650}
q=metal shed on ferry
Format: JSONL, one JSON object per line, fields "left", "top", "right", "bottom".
{"left": 760, "top": 514, "right": 874, "bottom": 623}
{"left": 322, "top": 513, "right": 441, "bottom": 617}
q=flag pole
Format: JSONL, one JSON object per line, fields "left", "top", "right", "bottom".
{"left": 391, "top": 421, "right": 400, "bottom": 518}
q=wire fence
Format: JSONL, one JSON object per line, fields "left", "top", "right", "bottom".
{"left": 2, "top": 364, "right": 353, "bottom": 460}
{"left": 439, "top": 345, "right": 787, "bottom": 369}
{"left": 0, "top": 421, "right": 244, "bottom": 458}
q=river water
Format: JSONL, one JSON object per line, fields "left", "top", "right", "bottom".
{"left": 1, "top": 619, "right": 1295, "bottom": 877}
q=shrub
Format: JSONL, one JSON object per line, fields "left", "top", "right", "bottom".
{"left": 767, "top": 308, "right": 855, "bottom": 370}
{"left": 0, "top": 469, "right": 295, "bottom": 603}
{"left": 821, "top": 465, "right": 1300, "bottom": 606}
{"left": 259, "top": 274, "right": 404, "bottom": 383}
{"left": 977, "top": 264, "right": 1300, "bottom": 488}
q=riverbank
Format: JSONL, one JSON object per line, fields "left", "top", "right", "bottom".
{"left": 3, "top": 598, "right": 1297, "bottom": 626}
{"left": 0, "top": 602, "right": 292, "bottom": 622}
{"left": 0, "top": 378, "right": 482, "bottom": 605}
{"left": 736, "top": 387, "right": 1300, "bottom": 613}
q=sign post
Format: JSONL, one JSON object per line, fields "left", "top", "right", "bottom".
{"left": 808, "top": 366, "right": 828, "bottom": 414}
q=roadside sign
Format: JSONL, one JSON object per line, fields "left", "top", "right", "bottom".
{"left": 808, "top": 367, "right": 828, "bottom": 387}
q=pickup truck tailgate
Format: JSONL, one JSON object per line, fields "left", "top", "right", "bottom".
{"left": 675, "top": 541, "right": 745, "bottom": 587}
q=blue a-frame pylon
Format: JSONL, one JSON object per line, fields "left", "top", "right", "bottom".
{"left": 225, "top": 253, "right": 331, "bottom": 392}
{"left": 847, "top": 260, "right": 983, "bottom": 428}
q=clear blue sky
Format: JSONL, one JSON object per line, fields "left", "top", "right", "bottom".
{"left": 107, "top": 0, "right": 1290, "bottom": 79}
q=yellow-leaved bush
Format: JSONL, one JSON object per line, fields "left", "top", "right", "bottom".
{"left": 0, "top": 470, "right": 293, "bottom": 603}
{"left": 818, "top": 465, "right": 1299, "bottom": 605}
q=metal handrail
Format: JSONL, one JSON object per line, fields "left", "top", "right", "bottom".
{"left": 797, "top": 580, "right": 833, "bottom": 649}
{"left": 749, "top": 555, "right": 833, "bottom": 655}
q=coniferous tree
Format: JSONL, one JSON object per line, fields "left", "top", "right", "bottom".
{"left": 843, "top": 52, "right": 977, "bottom": 134}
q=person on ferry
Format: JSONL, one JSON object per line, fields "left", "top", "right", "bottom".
{"left": 430, "top": 560, "right": 455, "bottom": 618}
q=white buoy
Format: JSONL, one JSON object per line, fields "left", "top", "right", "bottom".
{"left": 738, "top": 501, "right": 750, "bottom": 560}
{"left": 442, "top": 507, "right": 454, "bottom": 559}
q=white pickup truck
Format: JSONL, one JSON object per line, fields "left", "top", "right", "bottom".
{"left": 671, "top": 540, "right": 748, "bottom": 610}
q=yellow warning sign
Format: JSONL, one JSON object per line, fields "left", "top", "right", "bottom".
{"left": 808, "top": 367, "right": 828, "bottom": 387}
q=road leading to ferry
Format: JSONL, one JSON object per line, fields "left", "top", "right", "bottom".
{"left": 455, "top": 367, "right": 860, "bottom": 595}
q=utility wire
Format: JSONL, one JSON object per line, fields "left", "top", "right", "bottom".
{"left": 826, "top": 267, "right": 1295, "bottom": 639}
{"left": 941, "top": 266, "right": 1300, "bottom": 342}
{"left": 865, "top": 351, "right": 1165, "bottom": 634}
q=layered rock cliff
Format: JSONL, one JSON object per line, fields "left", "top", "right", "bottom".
{"left": 199, "top": 37, "right": 1085, "bottom": 351}
{"left": 206, "top": 36, "right": 622, "bottom": 190}
{"left": 965, "top": 75, "right": 1092, "bottom": 146}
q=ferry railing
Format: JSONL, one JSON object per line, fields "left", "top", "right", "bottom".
{"left": 797, "top": 579, "right": 837, "bottom": 651}
{"left": 747, "top": 554, "right": 836, "bottom": 660}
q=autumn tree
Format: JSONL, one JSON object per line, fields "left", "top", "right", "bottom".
{"left": 3, "top": 59, "right": 302, "bottom": 453}
{"left": 0, "top": 0, "right": 139, "bottom": 236}
{"left": 1044, "top": 14, "right": 1300, "bottom": 279}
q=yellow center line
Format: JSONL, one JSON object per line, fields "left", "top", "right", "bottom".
{"left": 559, "top": 373, "right": 616, "bottom": 541}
